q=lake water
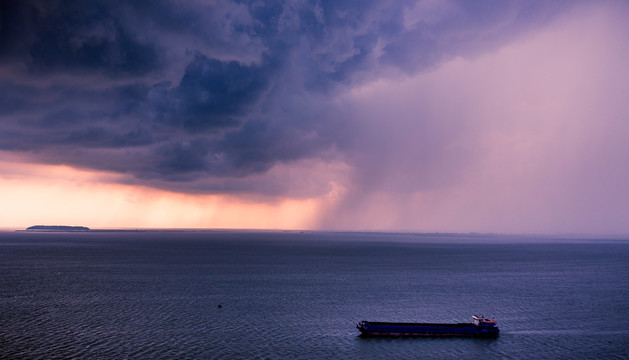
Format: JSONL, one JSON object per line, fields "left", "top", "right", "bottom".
{"left": 1, "top": 231, "right": 628, "bottom": 359}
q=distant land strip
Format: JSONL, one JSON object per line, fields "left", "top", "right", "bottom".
{"left": 26, "top": 225, "right": 90, "bottom": 232}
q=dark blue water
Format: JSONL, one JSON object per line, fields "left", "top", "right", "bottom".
{"left": 1, "top": 231, "right": 628, "bottom": 359}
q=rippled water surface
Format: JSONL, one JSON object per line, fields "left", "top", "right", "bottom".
{"left": 1, "top": 231, "right": 628, "bottom": 359}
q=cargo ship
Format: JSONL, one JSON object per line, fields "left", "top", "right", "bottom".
{"left": 356, "top": 315, "right": 499, "bottom": 337}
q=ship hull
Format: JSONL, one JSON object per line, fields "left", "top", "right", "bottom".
{"left": 356, "top": 322, "right": 499, "bottom": 337}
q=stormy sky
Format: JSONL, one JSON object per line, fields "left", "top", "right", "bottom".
{"left": 1, "top": 0, "right": 628, "bottom": 233}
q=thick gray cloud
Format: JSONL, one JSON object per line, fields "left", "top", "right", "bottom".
{"left": 0, "top": 0, "right": 582, "bottom": 195}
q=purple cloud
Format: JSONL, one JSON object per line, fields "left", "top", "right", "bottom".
{"left": 0, "top": 0, "right": 605, "bottom": 203}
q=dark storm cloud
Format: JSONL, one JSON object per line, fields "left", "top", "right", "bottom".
{"left": 155, "top": 138, "right": 211, "bottom": 175}
{"left": 150, "top": 54, "right": 272, "bottom": 131}
{"left": 0, "top": 1, "right": 161, "bottom": 76}
{"left": 0, "top": 0, "right": 581, "bottom": 195}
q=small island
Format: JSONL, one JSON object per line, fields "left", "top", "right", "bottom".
{"left": 26, "top": 225, "right": 90, "bottom": 232}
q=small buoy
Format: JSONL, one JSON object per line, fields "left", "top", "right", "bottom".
{"left": 218, "top": 304, "right": 222, "bottom": 308}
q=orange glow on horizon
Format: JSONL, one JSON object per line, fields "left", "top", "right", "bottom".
{"left": 0, "top": 156, "right": 326, "bottom": 230}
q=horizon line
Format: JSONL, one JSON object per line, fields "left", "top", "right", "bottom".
{"left": 4, "top": 225, "right": 629, "bottom": 239}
